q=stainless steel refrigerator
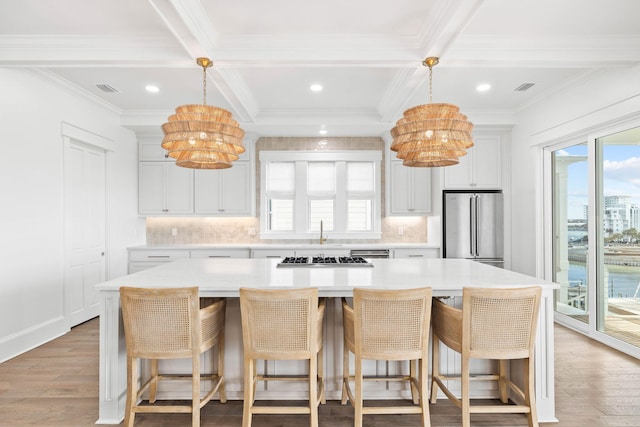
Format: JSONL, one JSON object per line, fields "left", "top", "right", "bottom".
{"left": 443, "top": 190, "right": 504, "bottom": 268}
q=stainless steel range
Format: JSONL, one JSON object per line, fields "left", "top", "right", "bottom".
{"left": 276, "top": 256, "right": 374, "bottom": 268}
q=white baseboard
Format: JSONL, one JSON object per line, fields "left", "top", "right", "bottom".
{"left": 0, "top": 315, "right": 68, "bottom": 363}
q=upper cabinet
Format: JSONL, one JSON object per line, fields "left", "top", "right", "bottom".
{"left": 137, "top": 135, "right": 254, "bottom": 216}
{"left": 139, "top": 161, "right": 194, "bottom": 215}
{"left": 443, "top": 135, "right": 503, "bottom": 189}
{"left": 195, "top": 161, "right": 254, "bottom": 216}
{"left": 388, "top": 159, "right": 432, "bottom": 215}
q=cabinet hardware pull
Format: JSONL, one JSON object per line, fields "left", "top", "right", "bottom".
{"left": 148, "top": 255, "right": 170, "bottom": 258}
{"left": 408, "top": 254, "right": 424, "bottom": 257}
{"left": 208, "top": 255, "right": 230, "bottom": 258}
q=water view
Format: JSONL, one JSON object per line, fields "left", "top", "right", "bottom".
{"left": 569, "top": 262, "right": 640, "bottom": 298}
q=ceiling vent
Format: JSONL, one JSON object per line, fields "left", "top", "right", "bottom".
{"left": 96, "top": 83, "right": 120, "bottom": 93}
{"left": 514, "top": 82, "right": 535, "bottom": 92}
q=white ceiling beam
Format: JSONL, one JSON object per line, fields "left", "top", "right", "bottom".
{"left": 377, "top": 0, "right": 485, "bottom": 124}
{"left": 149, "top": 0, "right": 261, "bottom": 123}
{"left": 148, "top": 0, "right": 213, "bottom": 58}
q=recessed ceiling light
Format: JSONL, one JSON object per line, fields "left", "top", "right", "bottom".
{"left": 319, "top": 129, "right": 328, "bottom": 135}
{"left": 145, "top": 85, "right": 160, "bottom": 93}
{"left": 310, "top": 83, "right": 323, "bottom": 92}
{"left": 476, "top": 83, "right": 491, "bottom": 92}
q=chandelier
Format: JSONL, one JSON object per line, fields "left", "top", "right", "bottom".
{"left": 390, "top": 57, "right": 474, "bottom": 167}
{"left": 161, "top": 57, "right": 245, "bottom": 169}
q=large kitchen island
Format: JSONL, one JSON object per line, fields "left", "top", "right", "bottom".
{"left": 95, "top": 257, "right": 558, "bottom": 424}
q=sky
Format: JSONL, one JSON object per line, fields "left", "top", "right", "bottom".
{"left": 558, "top": 140, "right": 640, "bottom": 220}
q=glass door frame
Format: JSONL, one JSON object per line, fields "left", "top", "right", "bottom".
{"left": 543, "top": 119, "right": 640, "bottom": 359}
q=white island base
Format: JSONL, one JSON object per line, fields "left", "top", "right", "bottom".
{"left": 96, "top": 258, "right": 558, "bottom": 424}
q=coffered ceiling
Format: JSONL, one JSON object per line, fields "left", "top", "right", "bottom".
{"left": 1, "top": 0, "right": 639, "bottom": 138}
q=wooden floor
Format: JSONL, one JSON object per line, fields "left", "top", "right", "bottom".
{"left": 0, "top": 319, "right": 639, "bottom": 426}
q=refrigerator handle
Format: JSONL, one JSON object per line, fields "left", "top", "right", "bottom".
{"left": 469, "top": 196, "right": 474, "bottom": 256}
{"left": 475, "top": 195, "right": 480, "bottom": 256}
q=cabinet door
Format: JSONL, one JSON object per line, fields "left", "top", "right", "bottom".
{"left": 139, "top": 162, "right": 166, "bottom": 214}
{"left": 190, "top": 249, "right": 251, "bottom": 258}
{"left": 442, "top": 152, "right": 472, "bottom": 189}
{"left": 250, "top": 249, "right": 295, "bottom": 259}
{"left": 195, "top": 162, "right": 252, "bottom": 215}
{"left": 473, "top": 136, "right": 502, "bottom": 188}
{"left": 389, "top": 161, "right": 431, "bottom": 215}
{"left": 139, "top": 162, "right": 193, "bottom": 214}
{"left": 220, "top": 162, "right": 251, "bottom": 215}
{"left": 389, "top": 161, "right": 410, "bottom": 215}
{"left": 443, "top": 136, "right": 502, "bottom": 189}
{"left": 393, "top": 248, "right": 440, "bottom": 258}
{"left": 411, "top": 167, "right": 432, "bottom": 212}
{"left": 194, "top": 169, "right": 223, "bottom": 213}
{"left": 165, "top": 164, "right": 194, "bottom": 213}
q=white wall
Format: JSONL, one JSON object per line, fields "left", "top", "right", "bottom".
{"left": 511, "top": 65, "right": 640, "bottom": 276}
{"left": 0, "top": 68, "right": 144, "bottom": 362}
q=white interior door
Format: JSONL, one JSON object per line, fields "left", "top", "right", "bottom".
{"left": 64, "top": 139, "right": 106, "bottom": 327}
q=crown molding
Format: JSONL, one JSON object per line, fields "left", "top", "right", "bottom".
{"left": 0, "top": 35, "right": 186, "bottom": 65}
{"left": 446, "top": 34, "right": 640, "bottom": 67}
{"left": 32, "top": 69, "right": 122, "bottom": 114}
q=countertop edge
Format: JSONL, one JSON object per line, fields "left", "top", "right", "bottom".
{"left": 128, "top": 243, "right": 441, "bottom": 250}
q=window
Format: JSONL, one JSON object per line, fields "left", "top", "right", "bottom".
{"left": 260, "top": 151, "right": 382, "bottom": 239}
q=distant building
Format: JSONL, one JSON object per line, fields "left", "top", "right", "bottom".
{"left": 602, "top": 195, "right": 640, "bottom": 236}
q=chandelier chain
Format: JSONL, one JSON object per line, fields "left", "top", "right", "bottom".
{"left": 202, "top": 64, "right": 207, "bottom": 105}
{"left": 428, "top": 65, "right": 433, "bottom": 103}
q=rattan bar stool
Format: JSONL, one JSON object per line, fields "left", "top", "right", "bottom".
{"left": 430, "top": 286, "right": 542, "bottom": 427}
{"left": 119, "top": 286, "right": 226, "bottom": 427}
{"left": 239, "top": 287, "right": 325, "bottom": 427}
{"left": 341, "top": 287, "right": 433, "bottom": 427}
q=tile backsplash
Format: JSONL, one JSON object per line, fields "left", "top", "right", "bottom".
{"left": 146, "top": 136, "right": 434, "bottom": 245}
{"left": 146, "top": 216, "right": 428, "bottom": 245}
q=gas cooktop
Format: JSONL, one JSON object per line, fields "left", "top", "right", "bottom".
{"left": 276, "top": 256, "right": 373, "bottom": 268}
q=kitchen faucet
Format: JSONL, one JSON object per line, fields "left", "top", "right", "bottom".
{"left": 319, "top": 220, "right": 327, "bottom": 244}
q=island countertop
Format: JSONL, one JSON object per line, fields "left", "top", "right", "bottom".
{"left": 98, "top": 257, "right": 557, "bottom": 297}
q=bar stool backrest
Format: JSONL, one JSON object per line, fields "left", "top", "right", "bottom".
{"left": 120, "top": 286, "right": 200, "bottom": 359}
{"left": 352, "top": 287, "right": 432, "bottom": 360}
{"left": 463, "top": 286, "right": 542, "bottom": 360}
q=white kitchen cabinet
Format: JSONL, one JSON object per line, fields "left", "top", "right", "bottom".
{"left": 250, "top": 249, "right": 292, "bottom": 259}
{"left": 393, "top": 248, "right": 440, "bottom": 258}
{"left": 388, "top": 160, "right": 432, "bottom": 215}
{"left": 127, "top": 249, "right": 190, "bottom": 273}
{"left": 443, "top": 135, "right": 502, "bottom": 189}
{"left": 139, "top": 161, "right": 194, "bottom": 215}
{"left": 194, "top": 161, "right": 253, "bottom": 216}
{"left": 190, "top": 248, "right": 250, "bottom": 259}
{"left": 138, "top": 138, "right": 169, "bottom": 161}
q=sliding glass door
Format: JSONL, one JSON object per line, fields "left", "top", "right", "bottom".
{"left": 595, "top": 129, "right": 640, "bottom": 347}
{"left": 550, "top": 126, "right": 640, "bottom": 354}
{"left": 552, "top": 143, "right": 589, "bottom": 323}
